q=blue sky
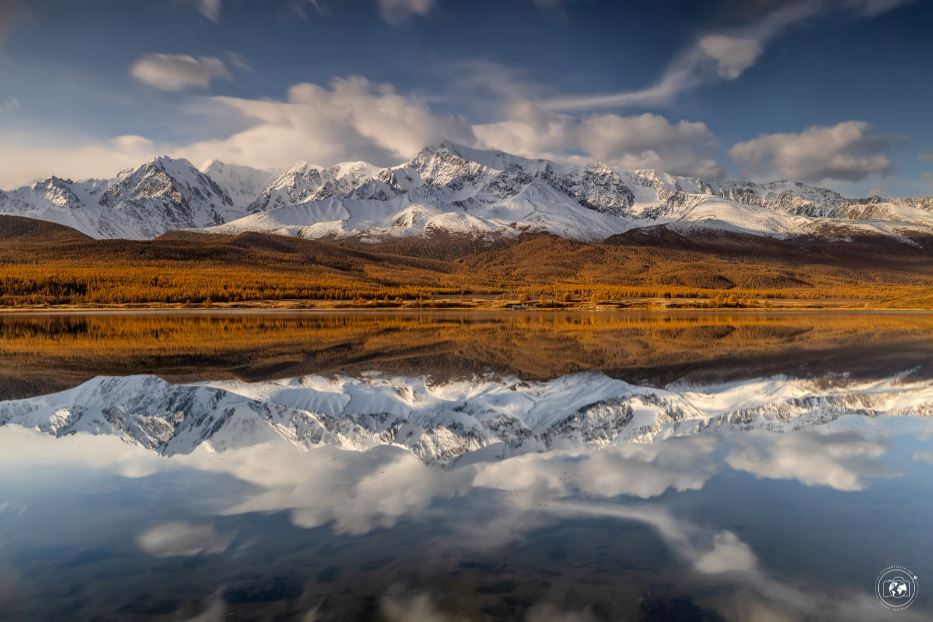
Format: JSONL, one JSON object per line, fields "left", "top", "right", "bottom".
{"left": 0, "top": 0, "right": 931, "bottom": 195}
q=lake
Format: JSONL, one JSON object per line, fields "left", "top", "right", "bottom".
{"left": 0, "top": 312, "right": 931, "bottom": 621}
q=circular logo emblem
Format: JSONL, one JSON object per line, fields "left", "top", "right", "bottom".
{"left": 876, "top": 565, "right": 918, "bottom": 611}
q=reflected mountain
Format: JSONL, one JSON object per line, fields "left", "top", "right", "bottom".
{"left": 3, "top": 311, "right": 933, "bottom": 621}
{"left": 1, "top": 369, "right": 930, "bottom": 464}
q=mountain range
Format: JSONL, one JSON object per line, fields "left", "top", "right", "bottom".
{"left": 2, "top": 141, "right": 932, "bottom": 242}
{"left": 1, "top": 371, "right": 930, "bottom": 464}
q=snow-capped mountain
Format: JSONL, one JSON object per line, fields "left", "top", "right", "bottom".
{"left": 201, "top": 142, "right": 933, "bottom": 241}
{"left": 200, "top": 160, "right": 276, "bottom": 211}
{"left": 2, "top": 142, "right": 932, "bottom": 241}
{"left": 0, "top": 156, "right": 240, "bottom": 239}
{"left": 249, "top": 160, "right": 384, "bottom": 212}
{"left": 1, "top": 371, "right": 930, "bottom": 465}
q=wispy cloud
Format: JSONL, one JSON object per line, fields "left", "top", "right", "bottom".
{"left": 130, "top": 53, "right": 232, "bottom": 91}
{"left": 180, "top": 76, "right": 475, "bottom": 172}
{"left": 288, "top": 0, "right": 331, "bottom": 20}
{"left": 542, "top": 0, "right": 916, "bottom": 111}
{"left": 378, "top": 0, "right": 437, "bottom": 25}
{"left": 0, "top": 97, "right": 20, "bottom": 113}
{"left": 183, "top": 0, "right": 222, "bottom": 21}
{"left": 137, "top": 521, "right": 233, "bottom": 557}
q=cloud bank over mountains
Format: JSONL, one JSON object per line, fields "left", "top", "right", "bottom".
{"left": 0, "top": 0, "right": 923, "bottom": 193}
{"left": 0, "top": 73, "right": 904, "bottom": 191}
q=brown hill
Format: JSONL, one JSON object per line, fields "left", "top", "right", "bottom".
{"left": 0, "top": 218, "right": 930, "bottom": 308}
{"left": 0, "top": 215, "right": 92, "bottom": 242}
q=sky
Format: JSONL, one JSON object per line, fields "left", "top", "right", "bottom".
{"left": 0, "top": 0, "right": 931, "bottom": 196}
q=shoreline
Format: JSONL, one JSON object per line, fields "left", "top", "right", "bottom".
{"left": 0, "top": 304, "right": 931, "bottom": 315}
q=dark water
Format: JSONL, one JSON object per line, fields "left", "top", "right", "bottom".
{"left": 0, "top": 312, "right": 931, "bottom": 621}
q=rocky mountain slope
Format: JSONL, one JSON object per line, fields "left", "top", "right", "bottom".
{"left": 0, "top": 157, "right": 238, "bottom": 239}
{"left": 1, "top": 142, "right": 931, "bottom": 241}
{"left": 1, "top": 371, "right": 929, "bottom": 465}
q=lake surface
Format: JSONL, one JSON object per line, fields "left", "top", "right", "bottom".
{"left": 0, "top": 312, "right": 931, "bottom": 621}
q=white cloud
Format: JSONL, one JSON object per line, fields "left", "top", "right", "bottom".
{"left": 551, "top": 500, "right": 758, "bottom": 575}
{"left": 137, "top": 521, "right": 233, "bottom": 557}
{"left": 475, "top": 104, "right": 723, "bottom": 177}
{"left": 697, "top": 35, "right": 763, "bottom": 80}
{"left": 0, "top": 133, "right": 157, "bottom": 188}
{"left": 130, "top": 53, "right": 232, "bottom": 91}
{"left": 475, "top": 436, "right": 718, "bottom": 500}
{"left": 0, "top": 74, "right": 722, "bottom": 187}
{"left": 542, "top": 0, "right": 914, "bottom": 111}
{"left": 729, "top": 121, "right": 901, "bottom": 183}
{"left": 380, "top": 590, "right": 450, "bottom": 622}
{"left": 378, "top": 0, "right": 436, "bottom": 25}
{"left": 182, "top": 0, "right": 222, "bottom": 21}
{"left": 726, "top": 430, "right": 890, "bottom": 491}
{"left": 179, "top": 76, "right": 475, "bottom": 170}
{"left": 693, "top": 531, "right": 758, "bottom": 574}
{"left": 183, "top": 443, "right": 474, "bottom": 536}
{"left": 578, "top": 113, "right": 723, "bottom": 177}
{"left": 920, "top": 151, "right": 933, "bottom": 163}
{"left": 0, "top": 75, "right": 477, "bottom": 187}
{"left": 914, "top": 450, "right": 933, "bottom": 463}
{"left": 0, "top": 426, "right": 166, "bottom": 477}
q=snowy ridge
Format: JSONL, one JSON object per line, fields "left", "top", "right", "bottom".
{"left": 2, "top": 142, "right": 932, "bottom": 241}
{"left": 0, "top": 156, "right": 237, "bottom": 239}
{"left": 1, "top": 371, "right": 930, "bottom": 465}
{"left": 200, "top": 161, "right": 275, "bottom": 211}
{"left": 211, "top": 142, "right": 933, "bottom": 241}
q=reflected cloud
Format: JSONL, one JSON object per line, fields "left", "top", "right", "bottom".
{"left": 1, "top": 419, "right": 932, "bottom": 621}
{"left": 549, "top": 500, "right": 756, "bottom": 576}
{"left": 726, "top": 430, "right": 892, "bottom": 491}
{"left": 137, "top": 521, "right": 233, "bottom": 557}
{"left": 0, "top": 425, "right": 166, "bottom": 477}
{"left": 2, "top": 315, "right": 933, "bottom": 621}
{"left": 474, "top": 435, "right": 719, "bottom": 499}
{"left": 181, "top": 591, "right": 227, "bottom": 622}
{"left": 380, "top": 589, "right": 450, "bottom": 622}
{"left": 694, "top": 531, "right": 757, "bottom": 575}
{"left": 913, "top": 450, "right": 933, "bottom": 464}
{"left": 181, "top": 444, "right": 474, "bottom": 535}
{"left": 545, "top": 498, "right": 932, "bottom": 622}
{"left": 379, "top": 587, "right": 599, "bottom": 622}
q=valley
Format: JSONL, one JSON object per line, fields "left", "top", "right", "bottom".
{"left": 0, "top": 215, "right": 930, "bottom": 309}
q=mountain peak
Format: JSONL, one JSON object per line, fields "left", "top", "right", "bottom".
{"left": 3, "top": 143, "right": 933, "bottom": 242}
{"left": 412, "top": 140, "right": 546, "bottom": 174}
